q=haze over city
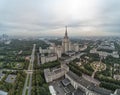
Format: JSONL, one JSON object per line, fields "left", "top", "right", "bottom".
{"left": 1, "top": 1, "right": 120, "bottom": 95}
{"left": 0, "top": 0, "right": 120, "bottom": 37}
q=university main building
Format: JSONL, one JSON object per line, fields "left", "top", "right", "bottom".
{"left": 39, "top": 27, "right": 79, "bottom": 64}
{"left": 62, "top": 26, "right": 79, "bottom": 53}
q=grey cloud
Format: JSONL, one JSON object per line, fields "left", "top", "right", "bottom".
{"left": 0, "top": 0, "right": 120, "bottom": 36}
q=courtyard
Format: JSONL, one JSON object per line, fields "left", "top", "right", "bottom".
{"left": 91, "top": 61, "right": 106, "bottom": 71}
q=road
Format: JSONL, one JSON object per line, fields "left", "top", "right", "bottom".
{"left": 22, "top": 44, "right": 36, "bottom": 95}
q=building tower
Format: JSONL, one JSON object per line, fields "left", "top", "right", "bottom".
{"left": 62, "top": 26, "right": 70, "bottom": 53}
{"left": 65, "top": 26, "right": 68, "bottom": 38}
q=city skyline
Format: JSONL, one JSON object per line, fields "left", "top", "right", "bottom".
{"left": 0, "top": 0, "right": 120, "bottom": 37}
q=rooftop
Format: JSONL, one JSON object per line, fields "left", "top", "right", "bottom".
{"left": 89, "top": 85, "right": 112, "bottom": 95}
{"left": 0, "top": 90, "right": 7, "bottom": 95}
{"left": 114, "top": 89, "right": 120, "bottom": 95}
{"left": 62, "top": 78, "right": 71, "bottom": 86}
{"left": 66, "top": 71, "right": 93, "bottom": 88}
{"left": 66, "top": 71, "right": 112, "bottom": 95}
{"left": 73, "top": 89, "right": 85, "bottom": 95}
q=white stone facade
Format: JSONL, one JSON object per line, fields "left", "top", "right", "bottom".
{"left": 62, "top": 27, "right": 80, "bottom": 53}
{"left": 41, "top": 54, "right": 57, "bottom": 64}
{"left": 39, "top": 27, "right": 81, "bottom": 62}
{"left": 44, "top": 64, "right": 69, "bottom": 83}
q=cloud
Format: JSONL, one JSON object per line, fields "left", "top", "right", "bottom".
{"left": 0, "top": 0, "right": 120, "bottom": 36}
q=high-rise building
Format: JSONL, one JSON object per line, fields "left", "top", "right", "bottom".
{"left": 62, "top": 26, "right": 71, "bottom": 53}
{"left": 39, "top": 27, "right": 80, "bottom": 62}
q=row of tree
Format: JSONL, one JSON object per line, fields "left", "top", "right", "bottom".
{"left": 31, "top": 70, "right": 51, "bottom": 95}
{"left": 100, "top": 81, "right": 120, "bottom": 91}
{"left": 69, "top": 62, "right": 93, "bottom": 76}
{"left": 32, "top": 58, "right": 62, "bottom": 95}
{"left": 95, "top": 74, "right": 120, "bottom": 91}
{"left": 34, "top": 60, "right": 60, "bottom": 70}
{"left": 69, "top": 64, "right": 82, "bottom": 77}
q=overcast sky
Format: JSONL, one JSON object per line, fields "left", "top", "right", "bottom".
{"left": 0, "top": 0, "right": 120, "bottom": 37}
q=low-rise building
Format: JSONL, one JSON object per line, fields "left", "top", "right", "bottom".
{"left": 65, "top": 71, "right": 112, "bottom": 95}
{"left": 0, "top": 90, "right": 8, "bottom": 95}
{"left": 90, "top": 48, "right": 119, "bottom": 58}
{"left": 41, "top": 54, "right": 57, "bottom": 64}
{"left": 113, "top": 63, "right": 120, "bottom": 80}
{"left": 44, "top": 64, "right": 69, "bottom": 83}
{"left": 79, "top": 45, "right": 87, "bottom": 51}
{"left": 114, "top": 64, "right": 120, "bottom": 73}
{"left": 114, "top": 75, "right": 120, "bottom": 80}
{"left": 49, "top": 85, "right": 56, "bottom": 95}
{"left": 66, "top": 51, "right": 75, "bottom": 56}
{"left": 111, "top": 89, "right": 120, "bottom": 95}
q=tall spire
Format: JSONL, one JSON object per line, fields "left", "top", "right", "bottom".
{"left": 65, "top": 26, "right": 68, "bottom": 38}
